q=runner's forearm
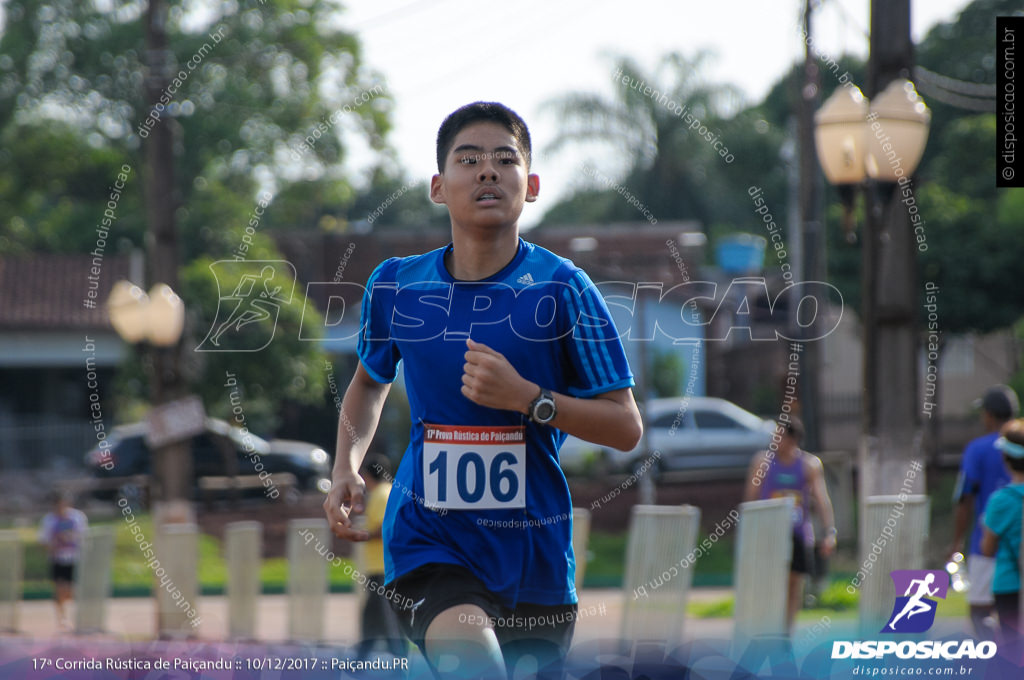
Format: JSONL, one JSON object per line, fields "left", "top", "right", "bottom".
{"left": 542, "top": 387, "right": 642, "bottom": 452}
{"left": 333, "top": 362, "right": 391, "bottom": 479}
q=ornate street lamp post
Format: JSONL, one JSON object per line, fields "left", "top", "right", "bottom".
{"left": 813, "top": 3, "right": 931, "bottom": 502}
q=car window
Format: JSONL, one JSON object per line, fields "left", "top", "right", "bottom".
{"left": 192, "top": 434, "right": 222, "bottom": 460}
{"left": 693, "top": 411, "right": 745, "bottom": 430}
{"left": 651, "top": 412, "right": 686, "bottom": 429}
{"left": 116, "top": 435, "right": 149, "bottom": 471}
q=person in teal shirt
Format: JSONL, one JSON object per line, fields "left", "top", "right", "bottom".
{"left": 981, "top": 418, "right": 1024, "bottom": 646}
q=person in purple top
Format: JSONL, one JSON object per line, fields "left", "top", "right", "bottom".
{"left": 949, "top": 384, "right": 1020, "bottom": 639}
{"left": 745, "top": 418, "right": 836, "bottom": 634}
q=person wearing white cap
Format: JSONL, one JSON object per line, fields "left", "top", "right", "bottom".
{"left": 949, "top": 384, "right": 1020, "bottom": 638}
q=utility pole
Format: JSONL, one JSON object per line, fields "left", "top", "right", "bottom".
{"left": 636, "top": 287, "right": 656, "bottom": 505}
{"left": 860, "top": 0, "right": 924, "bottom": 497}
{"left": 797, "top": 0, "right": 824, "bottom": 451}
{"left": 143, "top": 0, "right": 192, "bottom": 522}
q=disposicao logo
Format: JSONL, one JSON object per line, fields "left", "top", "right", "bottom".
{"left": 831, "top": 569, "right": 997, "bottom": 661}
{"left": 883, "top": 569, "right": 947, "bottom": 634}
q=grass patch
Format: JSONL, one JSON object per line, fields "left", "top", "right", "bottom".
{"left": 582, "top": 529, "right": 737, "bottom": 588}
{"left": 580, "top": 531, "right": 627, "bottom": 587}
{"left": 687, "top": 581, "right": 971, "bottom": 622}
{"left": 813, "top": 580, "right": 859, "bottom": 611}
{"left": 18, "top": 513, "right": 361, "bottom": 597}
{"left": 690, "top": 597, "right": 734, "bottom": 618}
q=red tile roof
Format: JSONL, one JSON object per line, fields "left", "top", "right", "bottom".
{"left": 0, "top": 224, "right": 704, "bottom": 331}
{"left": 273, "top": 222, "right": 705, "bottom": 311}
{"left": 0, "top": 254, "right": 131, "bottom": 330}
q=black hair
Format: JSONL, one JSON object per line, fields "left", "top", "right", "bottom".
{"left": 50, "top": 490, "right": 72, "bottom": 506}
{"left": 435, "top": 102, "right": 532, "bottom": 173}
{"left": 361, "top": 453, "right": 391, "bottom": 481}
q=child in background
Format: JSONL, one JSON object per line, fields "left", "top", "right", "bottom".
{"left": 356, "top": 453, "right": 404, "bottom": 658}
{"left": 38, "top": 492, "right": 88, "bottom": 631}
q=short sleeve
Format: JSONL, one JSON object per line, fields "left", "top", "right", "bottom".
{"left": 74, "top": 509, "right": 88, "bottom": 536}
{"left": 357, "top": 259, "right": 402, "bottom": 383}
{"left": 984, "top": 489, "right": 1013, "bottom": 537}
{"left": 38, "top": 514, "right": 53, "bottom": 544}
{"left": 560, "top": 268, "right": 634, "bottom": 398}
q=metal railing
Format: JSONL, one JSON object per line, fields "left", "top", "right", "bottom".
{"left": 0, "top": 418, "right": 94, "bottom": 471}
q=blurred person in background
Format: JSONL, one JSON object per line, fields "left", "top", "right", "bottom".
{"left": 745, "top": 417, "right": 836, "bottom": 634}
{"left": 980, "top": 418, "right": 1024, "bottom": 648}
{"left": 950, "top": 384, "right": 1020, "bottom": 638}
{"left": 38, "top": 491, "right": 88, "bottom": 631}
{"left": 357, "top": 453, "right": 404, "bottom": 658}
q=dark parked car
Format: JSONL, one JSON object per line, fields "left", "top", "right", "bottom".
{"left": 84, "top": 418, "right": 331, "bottom": 502}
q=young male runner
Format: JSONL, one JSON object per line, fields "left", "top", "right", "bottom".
{"left": 324, "top": 102, "right": 642, "bottom": 678}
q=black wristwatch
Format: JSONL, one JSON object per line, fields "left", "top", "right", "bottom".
{"left": 528, "top": 389, "right": 557, "bottom": 425}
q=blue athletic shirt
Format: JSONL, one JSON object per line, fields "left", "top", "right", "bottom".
{"left": 955, "top": 432, "right": 1010, "bottom": 555}
{"left": 983, "top": 483, "right": 1024, "bottom": 594}
{"left": 358, "top": 238, "right": 634, "bottom": 607}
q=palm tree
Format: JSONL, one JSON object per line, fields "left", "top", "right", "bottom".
{"left": 542, "top": 51, "right": 744, "bottom": 226}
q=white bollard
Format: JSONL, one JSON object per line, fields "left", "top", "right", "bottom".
{"left": 572, "top": 507, "right": 592, "bottom": 593}
{"left": 858, "top": 495, "right": 930, "bottom": 635}
{"left": 733, "top": 497, "right": 793, "bottom": 647}
{"left": 0, "top": 530, "right": 22, "bottom": 633}
{"left": 74, "top": 525, "right": 115, "bottom": 633}
{"left": 287, "top": 518, "right": 330, "bottom": 642}
{"left": 155, "top": 523, "right": 200, "bottom": 638}
{"left": 225, "top": 521, "right": 262, "bottom": 640}
{"left": 620, "top": 504, "right": 701, "bottom": 645}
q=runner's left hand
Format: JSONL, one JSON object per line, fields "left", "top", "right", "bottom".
{"left": 462, "top": 339, "right": 536, "bottom": 413}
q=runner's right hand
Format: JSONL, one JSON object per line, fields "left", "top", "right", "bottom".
{"left": 323, "top": 472, "right": 369, "bottom": 541}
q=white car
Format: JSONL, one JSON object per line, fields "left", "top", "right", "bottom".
{"left": 558, "top": 397, "right": 776, "bottom": 475}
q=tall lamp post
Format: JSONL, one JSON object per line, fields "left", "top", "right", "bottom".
{"left": 108, "top": 280, "right": 198, "bottom": 526}
{"left": 813, "top": 0, "right": 931, "bottom": 501}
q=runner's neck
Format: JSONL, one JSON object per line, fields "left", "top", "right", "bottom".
{"left": 777, "top": 447, "right": 801, "bottom": 465}
{"left": 445, "top": 228, "right": 520, "bottom": 281}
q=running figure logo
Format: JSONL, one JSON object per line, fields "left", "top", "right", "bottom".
{"left": 882, "top": 570, "right": 948, "bottom": 634}
{"left": 196, "top": 260, "right": 296, "bottom": 352}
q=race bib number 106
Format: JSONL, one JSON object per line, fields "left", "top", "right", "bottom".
{"left": 422, "top": 424, "right": 526, "bottom": 510}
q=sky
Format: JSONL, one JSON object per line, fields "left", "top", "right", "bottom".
{"left": 334, "top": 0, "right": 974, "bottom": 227}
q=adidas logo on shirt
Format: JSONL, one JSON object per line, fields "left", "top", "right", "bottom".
{"left": 516, "top": 272, "right": 535, "bottom": 285}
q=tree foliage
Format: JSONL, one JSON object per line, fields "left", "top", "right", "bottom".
{"left": 540, "top": 51, "right": 753, "bottom": 229}
{"left": 542, "top": 1, "right": 1024, "bottom": 341}
{"left": 0, "top": 0, "right": 404, "bottom": 424}
{"left": 180, "top": 232, "right": 327, "bottom": 432}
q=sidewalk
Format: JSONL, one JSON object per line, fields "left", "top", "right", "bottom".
{"left": 8, "top": 587, "right": 736, "bottom": 643}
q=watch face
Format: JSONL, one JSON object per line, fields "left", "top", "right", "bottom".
{"left": 534, "top": 400, "right": 556, "bottom": 422}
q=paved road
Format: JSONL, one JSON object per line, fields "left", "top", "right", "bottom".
{"left": 7, "top": 586, "right": 976, "bottom": 657}
{"left": 4, "top": 589, "right": 995, "bottom": 680}
{"left": 11, "top": 588, "right": 737, "bottom": 643}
